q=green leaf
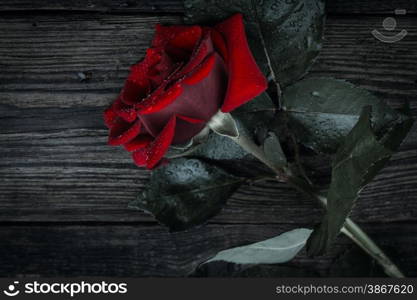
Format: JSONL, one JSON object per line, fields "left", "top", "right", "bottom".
{"left": 233, "top": 91, "right": 275, "bottom": 115}
{"left": 184, "top": 0, "right": 325, "bottom": 87}
{"left": 233, "top": 92, "right": 276, "bottom": 136}
{"left": 129, "top": 158, "right": 244, "bottom": 231}
{"left": 282, "top": 77, "right": 401, "bottom": 154}
{"left": 205, "top": 228, "right": 312, "bottom": 264}
{"left": 307, "top": 106, "right": 413, "bottom": 255}
{"left": 263, "top": 132, "right": 287, "bottom": 168}
{"left": 190, "top": 131, "right": 248, "bottom": 161}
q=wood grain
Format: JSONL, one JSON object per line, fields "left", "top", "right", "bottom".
{"left": 1, "top": 15, "right": 416, "bottom": 109}
{"left": 0, "top": 4, "right": 416, "bottom": 277}
{"left": 1, "top": 15, "right": 416, "bottom": 224}
{"left": 0, "top": 0, "right": 416, "bottom": 15}
{"left": 0, "top": 14, "right": 181, "bottom": 108}
{"left": 0, "top": 223, "right": 415, "bottom": 277}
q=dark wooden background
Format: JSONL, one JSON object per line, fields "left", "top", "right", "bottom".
{"left": 0, "top": 0, "right": 416, "bottom": 277}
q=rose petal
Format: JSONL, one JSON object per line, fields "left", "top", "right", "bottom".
{"left": 176, "top": 33, "right": 210, "bottom": 78}
{"left": 168, "top": 25, "right": 202, "bottom": 52}
{"left": 136, "top": 83, "right": 183, "bottom": 115}
{"left": 153, "top": 25, "right": 202, "bottom": 61}
{"left": 122, "top": 47, "right": 174, "bottom": 105}
{"left": 120, "top": 48, "right": 162, "bottom": 105}
{"left": 182, "top": 53, "right": 215, "bottom": 85}
{"left": 121, "top": 79, "right": 149, "bottom": 105}
{"left": 210, "top": 28, "right": 228, "bottom": 62}
{"left": 113, "top": 97, "right": 137, "bottom": 122}
{"left": 153, "top": 24, "right": 201, "bottom": 49}
{"left": 128, "top": 49, "right": 161, "bottom": 85}
{"left": 146, "top": 48, "right": 177, "bottom": 88}
{"left": 124, "top": 134, "right": 153, "bottom": 152}
{"left": 145, "top": 115, "right": 176, "bottom": 169}
{"left": 108, "top": 118, "right": 141, "bottom": 146}
{"left": 103, "top": 104, "right": 118, "bottom": 128}
{"left": 132, "top": 148, "right": 147, "bottom": 167}
{"left": 177, "top": 114, "right": 204, "bottom": 124}
{"left": 216, "top": 13, "right": 267, "bottom": 112}
{"left": 128, "top": 62, "right": 153, "bottom": 86}
{"left": 153, "top": 24, "right": 186, "bottom": 47}
{"left": 138, "top": 51, "right": 227, "bottom": 145}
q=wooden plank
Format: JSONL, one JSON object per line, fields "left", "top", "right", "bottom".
{"left": 0, "top": 104, "right": 416, "bottom": 224}
{"left": 0, "top": 223, "right": 415, "bottom": 277}
{"left": 1, "top": 15, "right": 416, "bottom": 109}
{"left": 1, "top": 14, "right": 416, "bottom": 223}
{"left": 0, "top": 0, "right": 416, "bottom": 15}
{"left": 0, "top": 14, "right": 181, "bottom": 108}
{"left": 0, "top": 0, "right": 185, "bottom": 13}
{"left": 326, "top": 1, "right": 417, "bottom": 15}
{"left": 0, "top": 113, "right": 416, "bottom": 224}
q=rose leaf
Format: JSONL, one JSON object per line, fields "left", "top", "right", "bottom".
{"left": 307, "top": 106, "right": 413, "bottom": 255}
{"left": 129, "top": 158, "right": 244, "bottom": 231}
{"left": 282, "top": 77, "right": 408, "bottom": 154}
{"left": 232, "top": 91, "right": 276, "bottom": 131}
{"left": 263, "top": 131, "right": 287, "bottom": 168}
{"left": 203, "top": 228, "right": 312, "bottom": 265}
{"left": 184, "top": 0, "right": 325, "bottom": 87}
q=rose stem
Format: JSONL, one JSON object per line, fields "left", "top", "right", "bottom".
{"left": 227, "top": 129, "right": 405, "bottom": 278}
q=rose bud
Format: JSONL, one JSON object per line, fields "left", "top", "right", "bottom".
{"left": 104, "top": 13, "right": 267, "bottom": 169}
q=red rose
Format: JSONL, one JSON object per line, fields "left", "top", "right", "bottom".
{"left": 104, "top": 13, "right": 267, "bottom": 169}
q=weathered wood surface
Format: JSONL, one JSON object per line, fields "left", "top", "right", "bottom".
{"left": 1, "top": 15, "right": 416, "bottom": 223}
{"left": 0, "top": 0, "right": 416, "bottom": 14}
{"left": 0, "top": 3, "right": 416, "bottom": 277}
{"left": 0, "top": 223, "right": 415, "bottom": 277}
